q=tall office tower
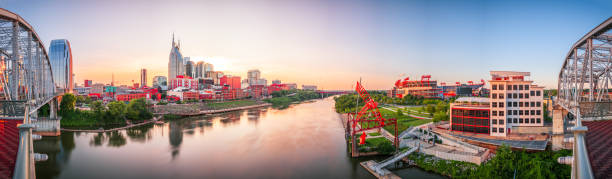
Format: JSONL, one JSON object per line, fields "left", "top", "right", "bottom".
{"left": 204, "top": 63, "right": 214, "bottom": 77}
{"left": 168, "top": 34, "right": 185, "bottom": 82}
{"left": 49, "top": 39, "right": 73, "bottom": 93}
{"left": 185, "top": 59, "right": 194, "bottom": 78}
{"left": 195, "top": 61, "right": 204, "bottom": 78}
{"left": 140, "top": 68, "right": 147, "bottom": 88}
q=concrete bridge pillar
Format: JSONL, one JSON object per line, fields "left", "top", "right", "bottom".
{"left": 552, "top": 105, "right": 570, "bottom": 151}
{"left": 49, "top": 98, "right": 58, "bottom": 120}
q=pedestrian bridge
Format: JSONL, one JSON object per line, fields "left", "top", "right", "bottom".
{"left": 0, "top": 8, "right": 66, "bottom": 179}
{"left": 556, "top": 17, "right": 612, "bottom": 179}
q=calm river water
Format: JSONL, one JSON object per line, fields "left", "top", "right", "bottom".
{"left": 34, "top": 97, "right": 443, "bottom": 179}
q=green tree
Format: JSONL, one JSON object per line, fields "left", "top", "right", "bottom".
{"left": 59, "top": 93, "right": 76, "bottom": 117}
{"left": 107, "top": 101, "right": 128, "bottom": 121}
{"left": 433, "top": 110, "right": 448, "bottom": 122}
{"left": 425, "top": 104, "right": 436, "bottom": 116}
{"left": 127, "top": 98, "right": 152, "bottom": 121}
{"left": 90, "top": 100, "right": 105, "bottom": 115}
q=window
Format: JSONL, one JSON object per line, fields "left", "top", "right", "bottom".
{"left": 499, "top": 102, "right": 504, "bottom": 107}
{"left": 519, "top": 118, "right": 524, "bottom": 123}
{"left": 513, "top": 110, "right": 518, "bottom": 115}
{"left": 537, "top": 118, "right": 541, "bottom": 123}
{"left": 530, "top": 102, "right": 535, "bottom": 107}
{"left": 536, "top": 91, "right": 541, "bottom": 96}
{"left": 513, "top": 93, "right": 518, "bottom": 98}
{"left": 492, "top": 84, "right": 497, "bottom": 90}
{"left": 507, "top": 110, "right": 512, "bottom": 115}
{"left": 492, "top": 119, "right": 497, "bottom": 124}
{"left": 508, "top": 102, "right": 512, "bottom": 107}
{"left": 525, "top": 85, "right": 529, "bottom": 90}
{"left": 519, "top": 85, "right": 523, "bottom": 90}
{"left": 513, "top": 118, "right": 518, "bottom": 123}
{"left": 499, "top": 119, "right": 504, "bottom": 125}
{"left": 500, "top": 128, "right": 504, "bottom": 133}
{"left": 499, "top": 85, "right": 504, "bottom": 90}
{"left": 492, "top": 128, "right": 497, "bottom": 133}
{"left": 492, "top": 102, "right": 497, "bottom": 107}
{"left": 513, "top": 85, "right": 518, "bottom": 90}
{"left": 519, "top": 93, "right": 523, "bottom": 99}
{"left": 536, "top": 102, "right": 541, "bottom": 107}
{"left": 530, "top": 91, "right": 535, "bottom": 96}
{"left": 519, "top": 110, "right": 523, "bottom": 115}
{"left": 508, "top": 118, "right": 512, "bottom": 123}
{"left": 531, "top": 118, "right": 535, "bottom": 123}
{"left": 537, "top": 110, "right": 541, "bottom": 115}
{"left": 525, "top": 93, "right": 529, "bottom": 98}
{"left": 492, "top": 93, "right": 497, "bottom": 99}
{"left": 519, "top": 102, "right": 523, "bottom": 107}
{"left": 531, "top": 110, "right": 535, "bottom": 115}
{"left": 507, "top": 85, "right": 512, "bottom": 90}
{"left": 499, "top": 111, "right": 504, "bottom": 116}
{"left": 499, "top": 94, "right": 504, "bottom": 99}
{"left": 513, "top": 102, "right": 517, "bottom": 107}
{"left": 492, "top": 111, "right": 497, "bottom": 116}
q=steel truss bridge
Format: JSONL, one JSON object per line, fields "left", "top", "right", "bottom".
{"left": 0, "top": 8, "right": 64, "bottom": 179}
{"left": 557, "top": 17, "right": 612, "bottom": 179}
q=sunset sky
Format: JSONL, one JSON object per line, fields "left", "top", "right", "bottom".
{"left": 2, "top": 0, "right": 612, "bottom": 90}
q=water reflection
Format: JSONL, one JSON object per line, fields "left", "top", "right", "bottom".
{"left": 33, "top": 100, "right": 442, "bottom": 179}
{"left": 33, "top": 132, "right": 75, "bottom": 179}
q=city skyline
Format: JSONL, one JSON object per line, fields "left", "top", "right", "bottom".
{"left": 2, "top": 0, "right": 612, "bottom": 89}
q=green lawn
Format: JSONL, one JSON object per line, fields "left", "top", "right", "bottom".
{"left": 369, "top": 132, "right": 381, "bottom": 136}
{"left": 405, "top": 106, "right": 431, "bottom": 115}
{"left": 379, "top": 108, "right": 432, "bottom": 134}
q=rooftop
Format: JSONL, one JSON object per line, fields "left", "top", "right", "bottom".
{"left": 0, "top": 119, "right": 22, "bottom": 178}
{"left": 583, "top": 120, "right": 612, "bottom": 179}
{"left": 454, "top": 97, "right": 489, "bottom": 104}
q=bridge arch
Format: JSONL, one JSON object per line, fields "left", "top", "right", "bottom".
{"left": 0, "top": 8, "right": 58, "bottom": 116}
{"left": 557, "top": 17, "right": 612, "bottom": 179}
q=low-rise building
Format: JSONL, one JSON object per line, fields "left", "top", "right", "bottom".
{"left": 450, "top": 97, "right": 491, "bottom": 134}
{"left": 170, "top": 75, "right": 198, "bottom": 90}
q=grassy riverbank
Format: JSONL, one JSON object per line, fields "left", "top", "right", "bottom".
{"left": 155, "top": 100, "right": 268, "bottom": 114}
{"left": 207, "top": 100, "right": 259, "bottom": 110}
{"left": 379, "top": 108, "right": 432, "bottom": 134}
{"left": 405, "top": 145, "right": 572, "bottom": 178}
{"left": 58, "top": 94, "right": 153, "bottom": 129}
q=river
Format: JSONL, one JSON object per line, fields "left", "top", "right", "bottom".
{"left": 34, "top": 97, "right": 444, "bottom": 179}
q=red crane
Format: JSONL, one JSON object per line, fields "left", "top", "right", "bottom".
{"left": 347, "top": 81, "right": 398, "bottom": 156}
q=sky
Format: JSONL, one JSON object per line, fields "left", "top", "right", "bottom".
{"left": 1, "top": 0, "right": 611, "bottom": 90}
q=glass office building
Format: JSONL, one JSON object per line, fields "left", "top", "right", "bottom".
{"left": 49, "top": 39, "right": 73, "bottom": 93}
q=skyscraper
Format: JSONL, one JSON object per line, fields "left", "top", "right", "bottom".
{"left": 204, "top": 63, "right": 214, "bottom": 77}
{"left": 168, "top": 34, "right": 185, "bottom": 82}
{"left": 49, "top": 39, "right": 73, "bottom": 93}
{"left": 152, "top": 76, "right": 167, "bottom": 88}
{"left": 140, "top": 68, "right": 147, "bottom": 88}
{"left": 195, "top": 61, "right": 204, "bottom": 78}
{"left": 185, "top": 59, "right": 194, "bottom": 78}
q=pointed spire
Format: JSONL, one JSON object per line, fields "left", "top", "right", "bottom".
{"left": 172, "top": 33, "right": 175, "bottom": 47}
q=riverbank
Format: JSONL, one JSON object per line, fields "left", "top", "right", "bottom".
{"left": 156, "top": 102, "right": 272, "bottom": 116}
{"left": 61, "top": 116, "right": 161, "bottom": 132}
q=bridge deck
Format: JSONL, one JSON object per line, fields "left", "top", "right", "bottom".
{"left": 0, "top": 119, "right": 22, "bottom": 179}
